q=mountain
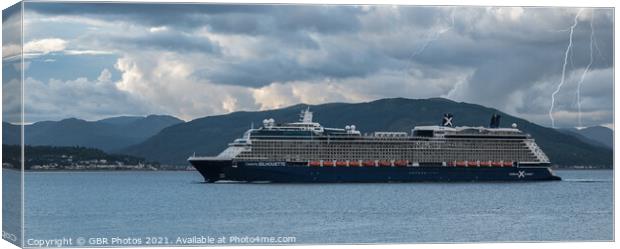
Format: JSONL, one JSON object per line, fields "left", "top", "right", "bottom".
{"left": 2, "top": 115, "right": 183, "bottom": 152}
{"left": 579, "top": 126, "right": 613, "bottom": 148}
{"left": 98, "top": 116, "right": 144, "bottom": 125}
{"left": 124, "top": 98, "right": 613, "bottom": 167}
{"left": 576, "top": 126, "right": 613, "bottom": 149}
{"left": 558, "top": 126, "right": 613, "bottom": 149}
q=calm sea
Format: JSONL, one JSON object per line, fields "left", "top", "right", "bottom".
{"left": 3, "top": 169, "right": 614, "bottom": 246}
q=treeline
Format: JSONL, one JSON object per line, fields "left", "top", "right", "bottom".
{"left": 2, "top": 144, "right": 159, "bottom": 170}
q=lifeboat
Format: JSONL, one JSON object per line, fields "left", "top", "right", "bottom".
{"left": 378, "top": 161, "right": 392, "bottom": 167}
{"left": 447, "top": 161, "right": 455, "bottom": 167}
{"left": 455, "top": 161, "right": 467, "bottom": 167}
{"left": 336, "top": 161, "right": 348, "bottom": 167}
{"left": 492, "top": 161, "right": 503, "bottom": 167}
{"left": 467, "top": 161, "right": 478, "bottom": 167}
{"left": 349, "top": 161, "right": 361, "bottom": 167}
{"left": 323, "top": 161, "right": 335, "bottom": 167}
{"left": 394, "top": 160, "right": 408, "bottom": 167}
{"left": 479, "top": 161, "right": 491, "bottom": 167}
{"left": 362, "top": 160, "right": 376, "bottom": 167}
{"left": 503, "top": 161, "right": 513, "bottom": 167}
{"left": 308, "top": 161, "right": 321, "bottom": 167}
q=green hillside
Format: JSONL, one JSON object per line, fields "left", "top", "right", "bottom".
{"left": 2, "top": 115, "right": 183, "bottom": 152}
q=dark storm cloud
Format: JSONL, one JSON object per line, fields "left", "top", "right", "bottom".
{"left": 21, "top": 4, "right": 614, "bottom": 127}
{"left": 26, "top": 3, "right": 363, "bottom": 33}
{"left": 355, "top": 7, "right": 614, "bottom": 119}
{"left": 112, "top": 31, "right": 221, "bottom": 54}
{"left": 201, "top": 43, "right": 391, "bottom": 86}
{"left": 219, "top": 45, "right": 381, "bottom": 87}
{"left": 204, "top": 6, "right": 363, "bottom": 34}
{"left": 459, "top": 10, "right": 613, "bottom": 113}
{"left": 25, "top": 3, "right": 270, "bottom": 29}
{"left": 397, "top": 6, "right": 452, "bottom": 28}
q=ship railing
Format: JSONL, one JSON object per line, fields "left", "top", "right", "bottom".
{"left": 524, "top": 140, "right": 550, "bottom": 163}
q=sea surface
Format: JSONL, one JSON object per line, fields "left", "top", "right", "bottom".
{"left": 3, "top": 169, "right": 614, "bottom": 246}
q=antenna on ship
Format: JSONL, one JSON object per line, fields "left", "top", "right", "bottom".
{"left": 489, "top": 114, "right": 501, "bottom": 128}
{"left": 300, "top": 107, "right": 313, "bottom": 123}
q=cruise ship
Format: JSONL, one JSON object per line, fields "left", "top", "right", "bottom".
{"left": 188, "top": 108, "right": 561, "bottom": 182}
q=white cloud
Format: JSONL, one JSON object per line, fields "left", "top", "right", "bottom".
{"left": 110, "top": 50, "right": 472, "bottom": 120}
{"left": 97, "top": 68, "right": 112, "bottom": 82}
{"left": 252, "top": 68, "right": 472, "bottom": 111}
{"left": 113, "top": 51, "right": 257, "bottom": 120}
{"left": 24, "top": 38, "right": 67, "bottom": 54}
{"left": 149, "top": 26, "right": 169, "bottom": 33}
{"left": 23, "top": 69, "right": 149, "bottom": 122}
{"left": 2, "top": 43, "right": 22, "bottom": 59}
{"left": 20, "top": 38, "right": 112, "bottom": 60}
{"left": 64, "top": 49, "right": 115, "bottom": 55}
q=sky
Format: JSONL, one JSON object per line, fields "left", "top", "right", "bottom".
{"left": 1, "top": 3, "right": 614, "bottom": 128}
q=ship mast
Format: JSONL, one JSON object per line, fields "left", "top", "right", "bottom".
{"left": 300, "top": 107, "right": 313, "bottom": 123}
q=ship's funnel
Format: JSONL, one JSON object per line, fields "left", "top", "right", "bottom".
{"left": 489, "top": 114, "right": 501, "bottom": 128}
{"left": 441, "top": 113, "right": 454, "bottom": 127}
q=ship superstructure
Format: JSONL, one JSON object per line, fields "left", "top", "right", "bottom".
{"left": 189, "top": 108, "right": 560, "bottom": 182}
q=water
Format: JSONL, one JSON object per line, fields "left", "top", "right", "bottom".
{"left": 9, "top": 169, "right": 614, "bottom": 245}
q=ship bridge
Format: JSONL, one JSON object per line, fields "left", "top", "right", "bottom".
{"left": 249, "top": 108, "right": 361, "bottom": 139}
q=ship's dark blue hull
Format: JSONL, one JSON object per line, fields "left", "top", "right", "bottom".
{"left": 189, "top": 160, "right": 561, "bottom": 183}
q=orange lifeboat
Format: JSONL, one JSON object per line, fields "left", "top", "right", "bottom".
{"left": 349, "top": 161, "right": 361, "bottom": 167}
{"left": 479, "top": 161, "right": 491, "bottom": 167}
{"left": 323, "top": 161, "right": 334, "bottom": 167}
{"left": 394, "top": 160, "right": 408, "bottom": 167}
{"left": 456, "top": 161, "right": 467, "bottom": 167}
{"left": 503, "top": 161, "right": 513, "bottom": 167}
{"left": 308, "top": 161, "right": 321, "bottom": 167}
{"left": 378, "top": 161, "right": 392, "bottom": 167}
{"left": 362, "top": 160, "right": 376, "bottom": 167}
{"left": 492, "top": 161, "right": 503, "bottom": 167}
{"left": 467, "top": 161, "right": 478, "bottom": 167}
{"left": 336, "top": 161, "right": 348, "bottom": 167}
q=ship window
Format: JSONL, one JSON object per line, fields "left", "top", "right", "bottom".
{"left": 414, "top": 130, "right": 434, "bottom": 137}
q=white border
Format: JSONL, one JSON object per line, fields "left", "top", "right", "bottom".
{"left": 0, "top": 1, "right": 617, "bottom": 249}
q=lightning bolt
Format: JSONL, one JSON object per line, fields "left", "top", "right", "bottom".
{"left": 549, "top": 9, "right": 582, "bottom": 128}
{"left": 406, "top": 8, "right": 455, "bottom": 73}
{"left": 576, "top": 11, "right": 595, "bottom": 128}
